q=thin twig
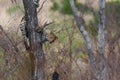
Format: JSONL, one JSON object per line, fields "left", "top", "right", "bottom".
{"left": 37, "top": 0, "right": 47, "bottom": 13}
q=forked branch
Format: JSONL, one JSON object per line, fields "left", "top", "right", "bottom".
{"left": 69, "top": 0, "right": 98, "bottom": 77}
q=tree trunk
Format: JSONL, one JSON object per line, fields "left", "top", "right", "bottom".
{"left": 69, "top": 0, "right": 98, "bottom": 77}
{"left": 22, "top": 0, "right": 45, "bottom": 80}
{"left": 98, "top": 0, "right": 107, "bottom": 80}
{"left": 69, "top": 0, "right": 107, "bottom": 80}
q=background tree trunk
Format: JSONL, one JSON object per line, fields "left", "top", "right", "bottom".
{"left": 98, "top": 0, "right": 107, "bottom": 80}
{"left": 69, "top": 0, "right": 98, "bottom": 78}
{"left": 69, "top": 0, "right": 107, "bottom": 80}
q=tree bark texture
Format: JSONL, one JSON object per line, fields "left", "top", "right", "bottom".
{"left": 22, "top": 0, "right": 45, "bottom": 80}
{"left": 98, "top": 0, "right": 107, "bottom": 80}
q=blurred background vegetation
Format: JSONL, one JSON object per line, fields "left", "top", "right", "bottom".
{"left": 0, "top": 0, "right": 120, "bottom": 80}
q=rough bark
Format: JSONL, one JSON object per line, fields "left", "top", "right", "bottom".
{"left": 98, "top": 0, "right": 107, "bottom": 80}
{"left": 22, "top": 0, "right": 45, "bottom": 80}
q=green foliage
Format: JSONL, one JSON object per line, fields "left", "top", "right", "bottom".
{"left": 115, "top": 5, "right": 120, "bottom": 13}
{"left": 71, "top": 40, "right": 80, "bottom": 51}
{"left": 51, "top": 0, "right": 72, "bottom": 15}
{"left": 0, "top": 48, "right": 4, "bottom": 65}
{"left": 51, "top": 2, "right": 59, "bottom": 10}
{"left": 6, "top": 5, "right": 19, "bottom": 14}
{"left": 0, "top": 48, "right": 4, "bottom": 55}
{"left": 75, "top": 52, "right": 88, "bottom": 60}
{"left": 106, "top": 1, "right": 120, "bottom": 13}
{"left": 51, "top": 0, "right": 94, "bottom": 15}
{"left": 87, "top": 20, "right": 98, "bottom": 37}
{"left": 50, "top": 0, "right": 99, "bottom": 37}
{"left": 60, "top": 0, "right": 72, "bottom": 14}
{"left": 106, "top": 1, "right": 120, "bottom": 27}
{"left": 76, "top": 3, "right": 91, "bottom": 14}
{"left": 51, "top": 0, "right": 120, "bottom": 37}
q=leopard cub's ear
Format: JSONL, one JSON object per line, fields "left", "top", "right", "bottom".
{"left": 48, "top": 32, "right": 58, "bottom": 44}
{"left": 35, "top": 26, "right": 43, "bottom": 32}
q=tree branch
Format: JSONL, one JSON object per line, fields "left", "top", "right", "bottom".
{"left": 69, "top": 0, "right": 98, "bottom": 76}
{"left": 98, "top": 0, "right": 107, "bottom": 80}
{"left": 37, "top": 0, "right": 47, "bottom": 13}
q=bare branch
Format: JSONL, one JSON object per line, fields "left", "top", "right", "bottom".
{"left": 98, "top": 0, "right": 106, "bottom": 55}
{"left": 98, "top": 0, "right": 107, "bottom": 80}
{"left": 11, "top": 0, "right": 17, "bottom": 4}
{"left": 43, "top": 21, "right": 53, "bottom": 28}
{"left": 35, "top": 21, "right": 53, "bottom": 32}
{"left": 69, "top": 0, "right": 93, "bottom": 50}
{"left": 69, "top": 0, "right": 98, "bottom": 76}
{"left": 37, "top": 0, "right": 47, "bottom": 13}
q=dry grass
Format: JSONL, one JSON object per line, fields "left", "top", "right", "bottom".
{"left": 0, "top": 0, "right": 120, "bottom": 80}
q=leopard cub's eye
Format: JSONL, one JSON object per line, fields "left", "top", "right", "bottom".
{"left": 47, "top": 32, "right": 58, "bottom": 44}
